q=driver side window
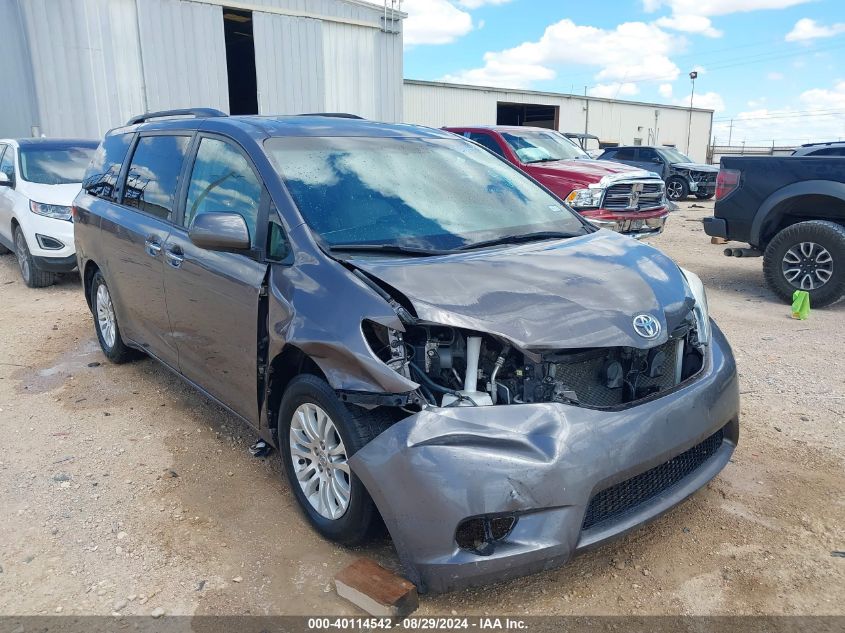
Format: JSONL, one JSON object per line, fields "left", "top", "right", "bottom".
{"left": 184, "top": 138, "right": 262, "bottom": 246}
{"left": 0, "top": 146, "right": 15, "bottom": 181}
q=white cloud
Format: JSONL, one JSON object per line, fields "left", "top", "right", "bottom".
{"left": 644, "top": 0, "right": 813, "bottom": 16}
{"left": 457, "top": 0, "right": 513, "bottom": 7}
{"left": 767, "top": 71, "right": 785, "bottom": 80}
{"left": 441, "top": 19, "right": 681, "bottom": 89}
{"left": 712, "top": 81, "right": 845, "bottom": 145}
{"left": 785, "top": 18, "right": 845, "bottom": 43}
{"left": 675, "top": 91, "right": 726, "bottom": 111}
{"left": 589, "top": 83, "right": 640, "bottom": 98}
{"left": 655, "top": 14, "right": 722, "bottom": 37}
{"left": 659, "top": 83, "right": 674, "bottom": 98}
{"left": 402, "top": 0, "right": 473, "bottom": 46}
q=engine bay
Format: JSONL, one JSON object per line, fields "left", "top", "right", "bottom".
{"left": 363, "top": 318, "right": 705, "bottom": 409}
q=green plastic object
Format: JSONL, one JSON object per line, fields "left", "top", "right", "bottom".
{"left": 792, "top": 290, "right": 810, "bottom": 320}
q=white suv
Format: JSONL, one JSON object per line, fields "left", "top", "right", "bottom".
{"left": 0, "top": 139, "right": 98, "bottom": 287}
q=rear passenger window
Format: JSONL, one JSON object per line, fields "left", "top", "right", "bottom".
{"left": 82, "top": 133, "right": 132, "bottom": 201}
{"left": 123, "top": 135, "right": 190, "bottom": 221}
{"left": 614, "top": 148, "right": 636, "bottom": 161}
{"left": 184, "top": 137, "right": 262, "bottom": 245}
{"left": 810, "top": 147, "right": 845, "bottom": 156}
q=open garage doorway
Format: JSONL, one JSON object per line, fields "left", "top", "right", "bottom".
{"left": 496, "top": 102, "right": 559, "bottom": 129}
{"left": 223, "top": 8, "right": 258, "bottom": 115}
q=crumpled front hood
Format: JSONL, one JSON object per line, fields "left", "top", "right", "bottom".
{"left": 349, "top": 230, "right": 693, "bottom": 351}
{"left": 671, "top": 162, "right": 718, "bottom": 173}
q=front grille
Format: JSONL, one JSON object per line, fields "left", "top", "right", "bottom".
{"left": 550, "top": 339, "right": 681, "bottom": 408}
{"left": 581, "top": 428, "right": 725, "bottom": 531}
{"left": 603, "top": 182, "right": 665, "bottom": 211}
{"left": 691, "top": 172, "right": 716, "bottom": 185}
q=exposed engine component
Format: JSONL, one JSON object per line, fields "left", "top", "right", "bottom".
{"left": 363, "top": 317, "right": 705, "bottom": 409}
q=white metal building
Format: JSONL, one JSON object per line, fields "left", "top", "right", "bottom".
{"left": 404, "top": 80, "right": 714, "bottom": 163}
{"left": 0, "top": 0, "right": 404, "bottom": 139}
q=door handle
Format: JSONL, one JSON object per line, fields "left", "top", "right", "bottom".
{"left": 165, "top": 247, "right": 184, "bottom": 268}
{"left": 144, "top": 237, "right": 162, "bottom": 257}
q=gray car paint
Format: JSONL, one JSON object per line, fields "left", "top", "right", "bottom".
{"left": 75, "top": 115, "right": 739, "bottom": 594}
{"left": 351, "top": 324, "right": 738, "bottom": 593}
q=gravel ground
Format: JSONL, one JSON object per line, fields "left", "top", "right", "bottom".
{"left": 0, "top": 199, "right": 843, "bottom": 617}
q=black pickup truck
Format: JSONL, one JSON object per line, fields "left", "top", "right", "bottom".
{"left": 704, "top": 156, "right": 845, "bottom": 307}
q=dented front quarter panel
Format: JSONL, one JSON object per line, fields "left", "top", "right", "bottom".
{"left": 266, "top": 223, "right": 419, "bottom": 395}
{"left": 349, "top": 324, "right": 739, "bottom": 593}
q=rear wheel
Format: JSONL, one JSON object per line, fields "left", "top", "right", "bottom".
{"left": 89, "top": 271, "right": 137, "bottom": 363}
{"left": 763, "top": 220, "right": 845, "bottom": 308}
{"left": 14, "top": 226, "right": 55, "bottom": 288}
{"left": 278, "top": 374, "right": 392, "bottom": 545}
{"left": 666, "top": 177, "right": 689, "bottom": 201}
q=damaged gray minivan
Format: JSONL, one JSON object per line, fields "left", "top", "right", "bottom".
{"left": 74, "top": 110, "right": 739, "bottom": 593}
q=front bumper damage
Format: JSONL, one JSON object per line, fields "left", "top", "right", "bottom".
{"left": 349, "top": 324, "right": 739, "bottom": 593}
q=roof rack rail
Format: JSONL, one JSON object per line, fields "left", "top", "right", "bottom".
{"left": 297, "top": 112, "right": 364, "bottom": 119}
{"left": 126, "top": 108, "right": 228, "bottom": 126}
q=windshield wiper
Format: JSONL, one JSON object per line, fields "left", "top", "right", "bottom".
{"left": 457, "top": 231, "right": 582, "bottom": 251}
{"left": 525, "top": 157, "right": 561, "bottom": 164}
{"left": 329, "top": 243, "right": 452, "bottom": 257}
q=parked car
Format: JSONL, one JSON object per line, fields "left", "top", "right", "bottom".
{"left": 0, "top": 138, "right": 98, "bottom": 287}
{"left": 445, "top": 126, "right": 668, "bottom": 239}
{"left": 75, "top": 109, "right": 739, "bottom": 593}
{"left": 791, "top": 141, "right": 845, "bottom": 157}
{"left": 704, "top": 155, "right": 845, "bottom": 307}
{"left": 598, "top": 145, "right": 718, "bottom": 201}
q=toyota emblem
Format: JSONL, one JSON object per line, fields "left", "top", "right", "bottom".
{"left": 633, "top": 314, "right": 661, "bottom": 339}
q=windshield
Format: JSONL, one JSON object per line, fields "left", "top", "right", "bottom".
{"left": 658, "top": 147, "right": 694, "bottom": 164}
{"left": 264, "top": 136, "right": 587, "bottom": 251}
{"left": 19, "top": 144, "right": 97, "bottom": 185}
{"left": 501, "top": 130, "right": 590, "bottom": 163}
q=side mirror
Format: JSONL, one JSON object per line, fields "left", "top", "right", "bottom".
{"left": 0, "top": 173, "right": 12, "bottom": 187}
{"left": 651, "top": 157, "right": 663, "bottom": 164}
{"left": 188, "top": 212, "right": 251, "bottom": 251}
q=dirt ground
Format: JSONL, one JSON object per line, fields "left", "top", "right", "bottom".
{"left": 0, "top": 199, "right": 843, "bottom": 617}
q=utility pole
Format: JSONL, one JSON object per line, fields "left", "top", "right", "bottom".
{"left": 584, "top": 85, "right": 590, "bottom": 135}
{"left": 727, "top": 119, "right": 734, "bottom": 146}
{"left": 686, "top": 70, "right": 698, "bottom": 155}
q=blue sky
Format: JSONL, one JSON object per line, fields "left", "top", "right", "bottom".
{"left": 401, "top": 0, "right": 845, "bottom": 145}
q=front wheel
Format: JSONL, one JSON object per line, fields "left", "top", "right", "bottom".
{"left": 666, "top": 177, "right": 689, "bottom": 201}
{"left": 278, "top": 374, "right": 392, "bottom": 545}
{"left": 89, "top": 271, "right": 138, "bottom": 363}
{"left": 763, "top": 220, "right": 845, "bottom": 308}
{"left": 14, "top": 226, "right": 55, "bottom": 288}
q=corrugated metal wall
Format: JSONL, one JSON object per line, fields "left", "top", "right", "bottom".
{"left": 403, "top": 81, "right": 714, "bottom": 163}
{"left": 136, "top": 0, "right": 229, "bottom": 113}
{"left": 253, "top": 13, "right": 325, "bottom": 115}
{"left": 0, "top": 0, "right": 36, "bottom": 138}
{"left": 0, "top": 0, "right": 403, "bottom": 138}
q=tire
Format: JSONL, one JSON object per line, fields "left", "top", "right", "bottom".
{"left": 695, "top": 192, "right": 714, "bottom": 200}
{"left": 666, "top": 177, "right": 689, "bottom": 201}
{"left": 278, "top": 374, "right": 392, "bottom": 545}
{"left": 89, "top": 270, "right": 137, "bottom": 363}
{"left": 763, "top": 220, "right": 845, "bottom": 308}
{"left": 14, "top": 226, "right": 55, "bottom": 288}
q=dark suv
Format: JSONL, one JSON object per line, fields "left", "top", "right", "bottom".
{"left": 74, "top": 109, "right": 739, "bottom": 593}
{"left": 599, "top": 146, "right": 718, "bottom": 201}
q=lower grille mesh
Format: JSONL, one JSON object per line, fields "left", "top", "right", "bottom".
{"left": 582, "top": 428, "right": 725, "bottom": 531}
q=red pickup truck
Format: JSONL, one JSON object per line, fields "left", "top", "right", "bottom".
{"left": 444, "top": 126, "right": 669, "bottom": 238}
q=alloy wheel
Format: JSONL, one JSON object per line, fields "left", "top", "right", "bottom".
{"left": 15, "top": 230, "right": 30, "bottom": 283}
{"left": 666, "top": 180, "right": 684, "bottom": 200}
{"left": 781, "top": 241, "right": 833, "bottom": 290}
{"left": 96, "top": 284, "right": 117, "bottom": 349}
{"left": 289, "top": 402, "right": 351, "bottom": 520}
